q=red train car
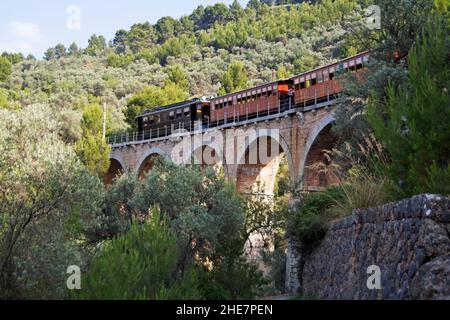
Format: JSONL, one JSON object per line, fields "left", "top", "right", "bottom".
{"left": 291, "top": 51, "right": 370, "bottom": 107}
{"left": 210, "top": 80, "right": 293, "bottom": 125}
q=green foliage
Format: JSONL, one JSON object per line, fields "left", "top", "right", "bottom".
{"left": 68, "top": 42, "right": 79, "bottom": 56}
{"left": 330, "top": 167, "right": 393, "bottom": 217}
{"left": 219, "top": 61, "right": 249, "bottom": 95}
{"left": 0, "top": 104, "right": 103, "bottom": 298}
{"left": 165, "top": 65, "right": 190, "bottom": 91}
{"left": 106, "top": 52, "right": 133, "bottom": 68}
{"left": 83, "top": 173, "right": 141, "bottom": 244}
{"left": 0, "top": 88, "right": 11, "bottom": 109}
{"left": 138, "top": 162, "right": 268, "bottom": 299}
{"left": 368, "top": 16, "right": 450, "bottom": 197}
{"left": 74, "top": 133, "right": 111, "bottom": 177}
{"left": 83, "top": 162, "right": 269, "bottom": 299}
{"left": 54, "top": 44, "right": 67, "bottom": 59}
{"left": 291, "top": 187, "right": 344, "bottom": 249}
{"left": 333, "top": 0, "right": 436, "bottom": 155}
{"left": 261, "top": 247, "right": 286, "bottom": 294}
{"left": 74, "top": 104, "right": 111, "bottom": 177}
{"left": 155, "top": 17, "right": 182, "bottom": 43}
{"left": 3, "top": 0, "right": 366, "bottom": 137}
{"left": 198, "top": 255, "right": 267, "bottom": 300}
{"left": 119, "top": 22, "right": 157, "bottom": 53}
{"left": 156, "top": 36, "right": 193, "bottom": 64}
{"left": 86, "top": 34, "right": 107, "bottom": 56}
{"left": 77, "top": 208, "right": 202, "bottom": 300}
{"left": 0, "top": 56, "right": 12, "bottom": 82}
{"left": 1, "top": 52, "right": 24, "bottom": 64}
{"left": 0, "top": 0, "right": 380, "bottom": 299}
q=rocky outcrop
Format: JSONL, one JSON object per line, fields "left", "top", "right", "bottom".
{"left": 288, "top": 194, "right": 450, "bottom": 299}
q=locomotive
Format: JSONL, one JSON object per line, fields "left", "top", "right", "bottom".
{"left": 136, "top": 51, "right": 370, "bottom": 138}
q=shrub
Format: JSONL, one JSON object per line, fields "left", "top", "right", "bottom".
{"left": 261, "top": 247, "right": 286, "bottom": 294}
{"left": 76, "top": 208, "right": 202, "bottom": 300}
{"left": 368, "top": 16, "right": 450, "bottom": 197}
{"left": 291, "top": 187, "right": 344, "bottom": 249}
{"left": 329, "top": 167, "right": 393, "bottom": 218}
{"left": 198, "top": 255, "right": 267, "bottom": 300}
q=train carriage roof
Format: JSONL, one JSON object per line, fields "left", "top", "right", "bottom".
{"left": 210, "top": 79, "right": 292, "bottom": 103}
{"left": 137, "top": 98, "right": 203, "bottom": 118}
{"left": 289, "top": 51, "right": 370, "bottom": 82}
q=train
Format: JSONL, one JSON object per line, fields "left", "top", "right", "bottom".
{"left": 135, "top": 51, "right": 370, "bottom": 139}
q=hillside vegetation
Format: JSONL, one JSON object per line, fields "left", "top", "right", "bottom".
{"left": 1, "top": 0, "right": 366, "bottom": 136}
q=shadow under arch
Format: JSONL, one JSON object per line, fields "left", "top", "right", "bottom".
{"left": 103, "top": 157, "right": 126, "bottom": 186}
{"left": 136, "top": 147, "right": 170, "bottom": 179}
{"left": 234, "top": 131, "right": 294, "bottom": 195}
{"left": 300, "top": 118, "right": 339, "bottom": 191}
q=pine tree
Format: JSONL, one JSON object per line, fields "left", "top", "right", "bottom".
{"left": 368, "top": 16, "right": 450, "bottom": 196}
{"left": 219, "top": 61, "right": 249, "bottom": 94}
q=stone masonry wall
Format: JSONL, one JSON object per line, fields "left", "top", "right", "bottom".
{"left": 291, "top": 194, "right": 450, "bottom": 299}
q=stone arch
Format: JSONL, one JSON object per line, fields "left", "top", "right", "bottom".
{"left": 103, "top": 156, "right": 126, "bottom": 186}
{"left": 300, "top": 114, "right": 338, "bottom": 191}
{"left": 235, "top": 130, "right": 294, "bottom": 195}
{"left": 136, "top": 147, "right": 169, "bottom": 178}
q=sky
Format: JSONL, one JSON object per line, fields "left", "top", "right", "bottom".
{"left": 1, "top": 0, "right": 249, "bottom": 59}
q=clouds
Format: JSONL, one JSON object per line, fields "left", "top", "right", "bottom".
{"left": 0, "top": 21, "right": 44, "bottom": 56}
{"left": 10, "top": 21, "right": 43, "bottom": 41}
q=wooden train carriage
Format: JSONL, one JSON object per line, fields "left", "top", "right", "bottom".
{"left": 292, "top": 52, "right": 370, "bottom": 107}
{"left": 210, "top": 80, "right": 293, "bottom": 124}
{"left": 137, "top": 98, "right": 210, "bottom": 139}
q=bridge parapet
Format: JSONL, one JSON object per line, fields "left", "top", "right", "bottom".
{"left": 108, "top": 99, "right": 335, "bottom": 149}
{"left": 105, "top": 101, "right": 338, "bottom": 193}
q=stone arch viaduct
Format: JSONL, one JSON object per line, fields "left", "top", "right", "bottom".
{"left": 105, "top": 101, "right": 339, "bottom": 194}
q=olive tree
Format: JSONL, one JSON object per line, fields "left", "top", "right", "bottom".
{"left": 0, "top": 104, "right": 103, "bottom": 298}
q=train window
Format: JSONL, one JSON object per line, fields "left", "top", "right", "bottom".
{"left": 324, "top": 70, "right": 329, "bottom": 81}
{"left": 318, "top": 72, "right": 324, "bottom": 83}
{"left": 155, "top": 114, "right": 160, "bottom": 123}
{"left": 311, "top": 78, "right": 317, "bottom": 86}
{"left": 184, "top": 107, "right": 190, "bottom": 117}
{"left": 143, "top": 116, "right": 148, "bottom": 122}
{"left": 356, "top": 57, "right": 363, "bottom": 70}
{"left": 176, "top": 109, "right": 182, "bottom": 119}
{"left": 349, "top": 60, "right": 355, "bottom": 71}
{"left": 305, "top": 80, "right": 311, "bottom": 88}
{"left": 169, "top": 111, "right": 175, "bottom": 120}
{"left": 147, "top": 115, "right": 155, "bottom": 124}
